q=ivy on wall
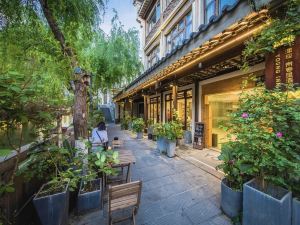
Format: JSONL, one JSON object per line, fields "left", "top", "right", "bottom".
{"left": 243, "top": 0, "right": 300, "bottom": 68}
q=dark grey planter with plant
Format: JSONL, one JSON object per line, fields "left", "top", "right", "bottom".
{"left": 221, "top": 178, "right": 242, "bottom": 218}
{"left": 216, "top": 143, "right": 245, "bottom": 219}
{"left": 77, "top": 178, "right": 102, "bottom": 213}
{"left": 293, "top": 198, "right": 300, "bottom": 225}
{"left": 166, "top": 139, "right": 176, "bottom": 157}
{"left": 33, "top": 181, "right": 70, "bottom": 225}
{"left": 164, "top": 118, "right": 183, "bottom": 158}
{"left": 184, "top": 130, "right": 192, "bottom": 144}
{"left": 157, "top": 137, "right": 166, "bottom": 153}
{"left": 132, "top": 118, "right": 145, "bottom": 140}
{"left": 243, "top": 179, "right": 292, "bottom": 225}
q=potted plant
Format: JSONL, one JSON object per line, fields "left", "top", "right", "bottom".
{"left": 132, "top": 118, "right": 145, "bottom": 139}
{"left": 120, "top": 116, "right": 129, "bottom": 130}
{"left": 77, "top": 173, "right": 102, "bottom": 213}
{"left": 222, "top": 84, "right": 300, "bottom": 225}
{"left": 33, "top": 179, "right": 70, "bottom": 225}
{"left": 153, "top": 123, "right": 166, "bottom": 153}
{"left": 164, "top": 120, "right": 183, "bottom": 157}
{"left": 18, "top": 144, "right": 83, "bottom": 225}
{"left": 293, "top": 197, "right": 300, "bottom": 225}
{"left": 216, "top": 142, "right": 249, "bottom": 219}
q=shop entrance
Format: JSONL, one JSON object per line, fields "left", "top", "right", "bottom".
{"left": 205, "top": 91, "right": 240, "bottom": 150}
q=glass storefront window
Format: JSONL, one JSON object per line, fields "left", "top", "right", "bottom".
{"left": 177, "top": 89, "right": 193, "bottom": 130}
{"left": 207, "top": 91, "right": 240, "bottom": 149}
{"left": 148, "top": 96, "right": 161, "bottom": 123}
{"left": 165, "top": 94, "right": 173, "bottom": 122}
{"left": 186, "top": 98, "right": 192, "bottom": 131}
{"left": 178, "top": 98, "right": 185, "bottom": 124}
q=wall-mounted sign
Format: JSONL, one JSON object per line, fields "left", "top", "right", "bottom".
{"left": 193, "top": 122, "right": 204, "bottom": 150}
{"left": 265, "top": 36, "right": 300, "bottom": 89}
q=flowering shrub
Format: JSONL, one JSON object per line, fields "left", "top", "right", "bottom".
{"left": 220, "top": 84, "right": 300, "bottom": 195}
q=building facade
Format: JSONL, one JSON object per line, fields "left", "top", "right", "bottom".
{"left": 114, "top": 0, "right": 299, "bottom": 150}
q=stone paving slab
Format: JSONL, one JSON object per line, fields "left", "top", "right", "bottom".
{"left": 70, "top": 125, "right": 232, "bottom": 225}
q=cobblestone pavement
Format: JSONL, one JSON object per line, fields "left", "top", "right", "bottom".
{"left": 70, "top": 124, "right": 232, "bottom": 225}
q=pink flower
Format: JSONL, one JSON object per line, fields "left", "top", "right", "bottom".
{"left": 241, "top": 113, "right": 249, "bottom": 119}
{"left": 276, "top": 132, "right": 283, "bottom": 138}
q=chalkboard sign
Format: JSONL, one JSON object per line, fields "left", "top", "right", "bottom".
{"left": 193, "top": 122, "right": 204, "bottom": 150}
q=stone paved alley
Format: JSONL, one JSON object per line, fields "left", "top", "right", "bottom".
{"left": 70, "top": 124, "right": 232, "bottom": 225}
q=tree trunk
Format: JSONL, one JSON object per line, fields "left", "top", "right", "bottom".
{"left": 39, "top": 0, "right": 88, "bottom": 140}
{"left": 74, "top": 81, "right": 88, "bottom": 139}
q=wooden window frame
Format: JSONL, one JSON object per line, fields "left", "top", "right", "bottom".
{"left": 166, "top": 11, "right": 192, "bottom": 53}
{"left": 204, "top": 0, "right": 237, "bottom": 24}
{"left": 147, "top": 1, "right": 161, "bottom": 34}
{"left": 177, "top": 89, "right": 192, "bottom": 130}
{"left": 149, "top": 96, "right": 161, "bottom": 123}
{"left": 165, "top": 94, "right": 173, "bottom": 122}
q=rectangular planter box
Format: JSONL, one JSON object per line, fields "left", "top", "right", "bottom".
{"left": 293, "top": 198, "right": 300, "bottom": 225}
{"left": 77, "top": 178, "right": 102, "bottom": 214}
{"left": 243, "top": 179, "right": 292, "bottom": 225}
{"left": 221, "top": 178, "right": 243, "bottom": 219}
{"left": 166, "top": 140, "right": 176, "bottom": 158}
{"left": 157, "top": 137, "right": 166, "bottom": 153}
{"left": 33, "top": 181, "right": 69, "bottom": 225}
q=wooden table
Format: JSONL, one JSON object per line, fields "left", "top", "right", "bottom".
{"left": 114, "top": 150, "right": 136, "bottom": 182}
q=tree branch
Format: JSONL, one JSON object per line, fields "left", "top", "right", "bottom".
{"left": 38, "top": 0, "right": 78, "bottom": 67}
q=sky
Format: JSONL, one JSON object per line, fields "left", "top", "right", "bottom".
{"left": 100, "top": 0, "right": 140, "bottom": 34}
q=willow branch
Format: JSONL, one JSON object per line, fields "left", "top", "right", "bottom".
{"left": 38, "top": 0, "right": 78, "bottom": 68}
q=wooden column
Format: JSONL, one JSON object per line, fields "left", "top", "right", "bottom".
{"left": 160, "top": 92, "right": 163, "bottom": 122}
{"left": 118, "top": 103, "right": 120, "bottom": 122}
{"left": 194, "top": 80, "right": 199, "bottom": 122}
{"left": 143, "top": 95, "right": 148, "bottom": 122}
{"left": 123, "top": 102, "right": 125, "bottom": 118}
{"left": 130, "top": 101, "right": 133, "bottom": 118}
{"left": 172, "top": 84, "right": 178, "bottom": 111}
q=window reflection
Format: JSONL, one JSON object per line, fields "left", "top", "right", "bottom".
{"left": 166, "top": 11, "right": 192, "bottom": 53}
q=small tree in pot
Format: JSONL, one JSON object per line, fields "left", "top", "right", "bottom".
{"left": 153, "top": 123, "right": 166, "bottom": 153}
{"left": 19, "top": 145, "right": 83, "bottom": 225}
{"left": 132, "top": 118, "right": 145, "bottom": 139}
{"left": 164, "top": 120, "right": 183, "bottom": 158}
{"left": 79, "top": 148, "right": 119, "bottom": 213}
{"left": 223, "top": 83, "right": 300, "bottom": 225}
{"left": 216, "top": 142, "right": 250, "bottom": 220}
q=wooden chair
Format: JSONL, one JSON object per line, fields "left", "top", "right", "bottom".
{"left": 105, "top": 163, "right": 131, "bottom": 187}
{"left": 108, "top": 181, "right": 142, "bottom": 225}
{"left": 112, "top": 140, "right": 123, "bottom": 149}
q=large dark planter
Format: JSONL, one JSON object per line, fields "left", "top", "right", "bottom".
{"left": 77, "top": 178, "right": 102, "bottom": 214}
{"left": 157, "top": 137, "right": 166, "bottom": 153}
{"left": 166, "top": 140, "right": 176, "bottom": 158}
{"left": 184, "top": 130, "right": 192, "bottom": 144}
{"left": 33, "top": 181, "right": 69, "bottom": 225}
{"left": 243, "top": 179, "right": 292, "bottom": 225}
{"left": 293, "top": 198, "right": 300, "bottom": 225}
{"left": 221, "top": 178, "right": 242, "bottom": 218}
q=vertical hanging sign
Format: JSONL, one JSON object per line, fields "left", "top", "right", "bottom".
{"left": 265, "top": 36, "right": 300, "bottom": 89}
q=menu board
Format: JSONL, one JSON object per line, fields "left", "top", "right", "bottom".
{"left": 193, "top": 122, "right": 204, "bottom": 150}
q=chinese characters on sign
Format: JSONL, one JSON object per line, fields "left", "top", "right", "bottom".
{"left": 265, "top": 36, "right": 300, "bottom": 89}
